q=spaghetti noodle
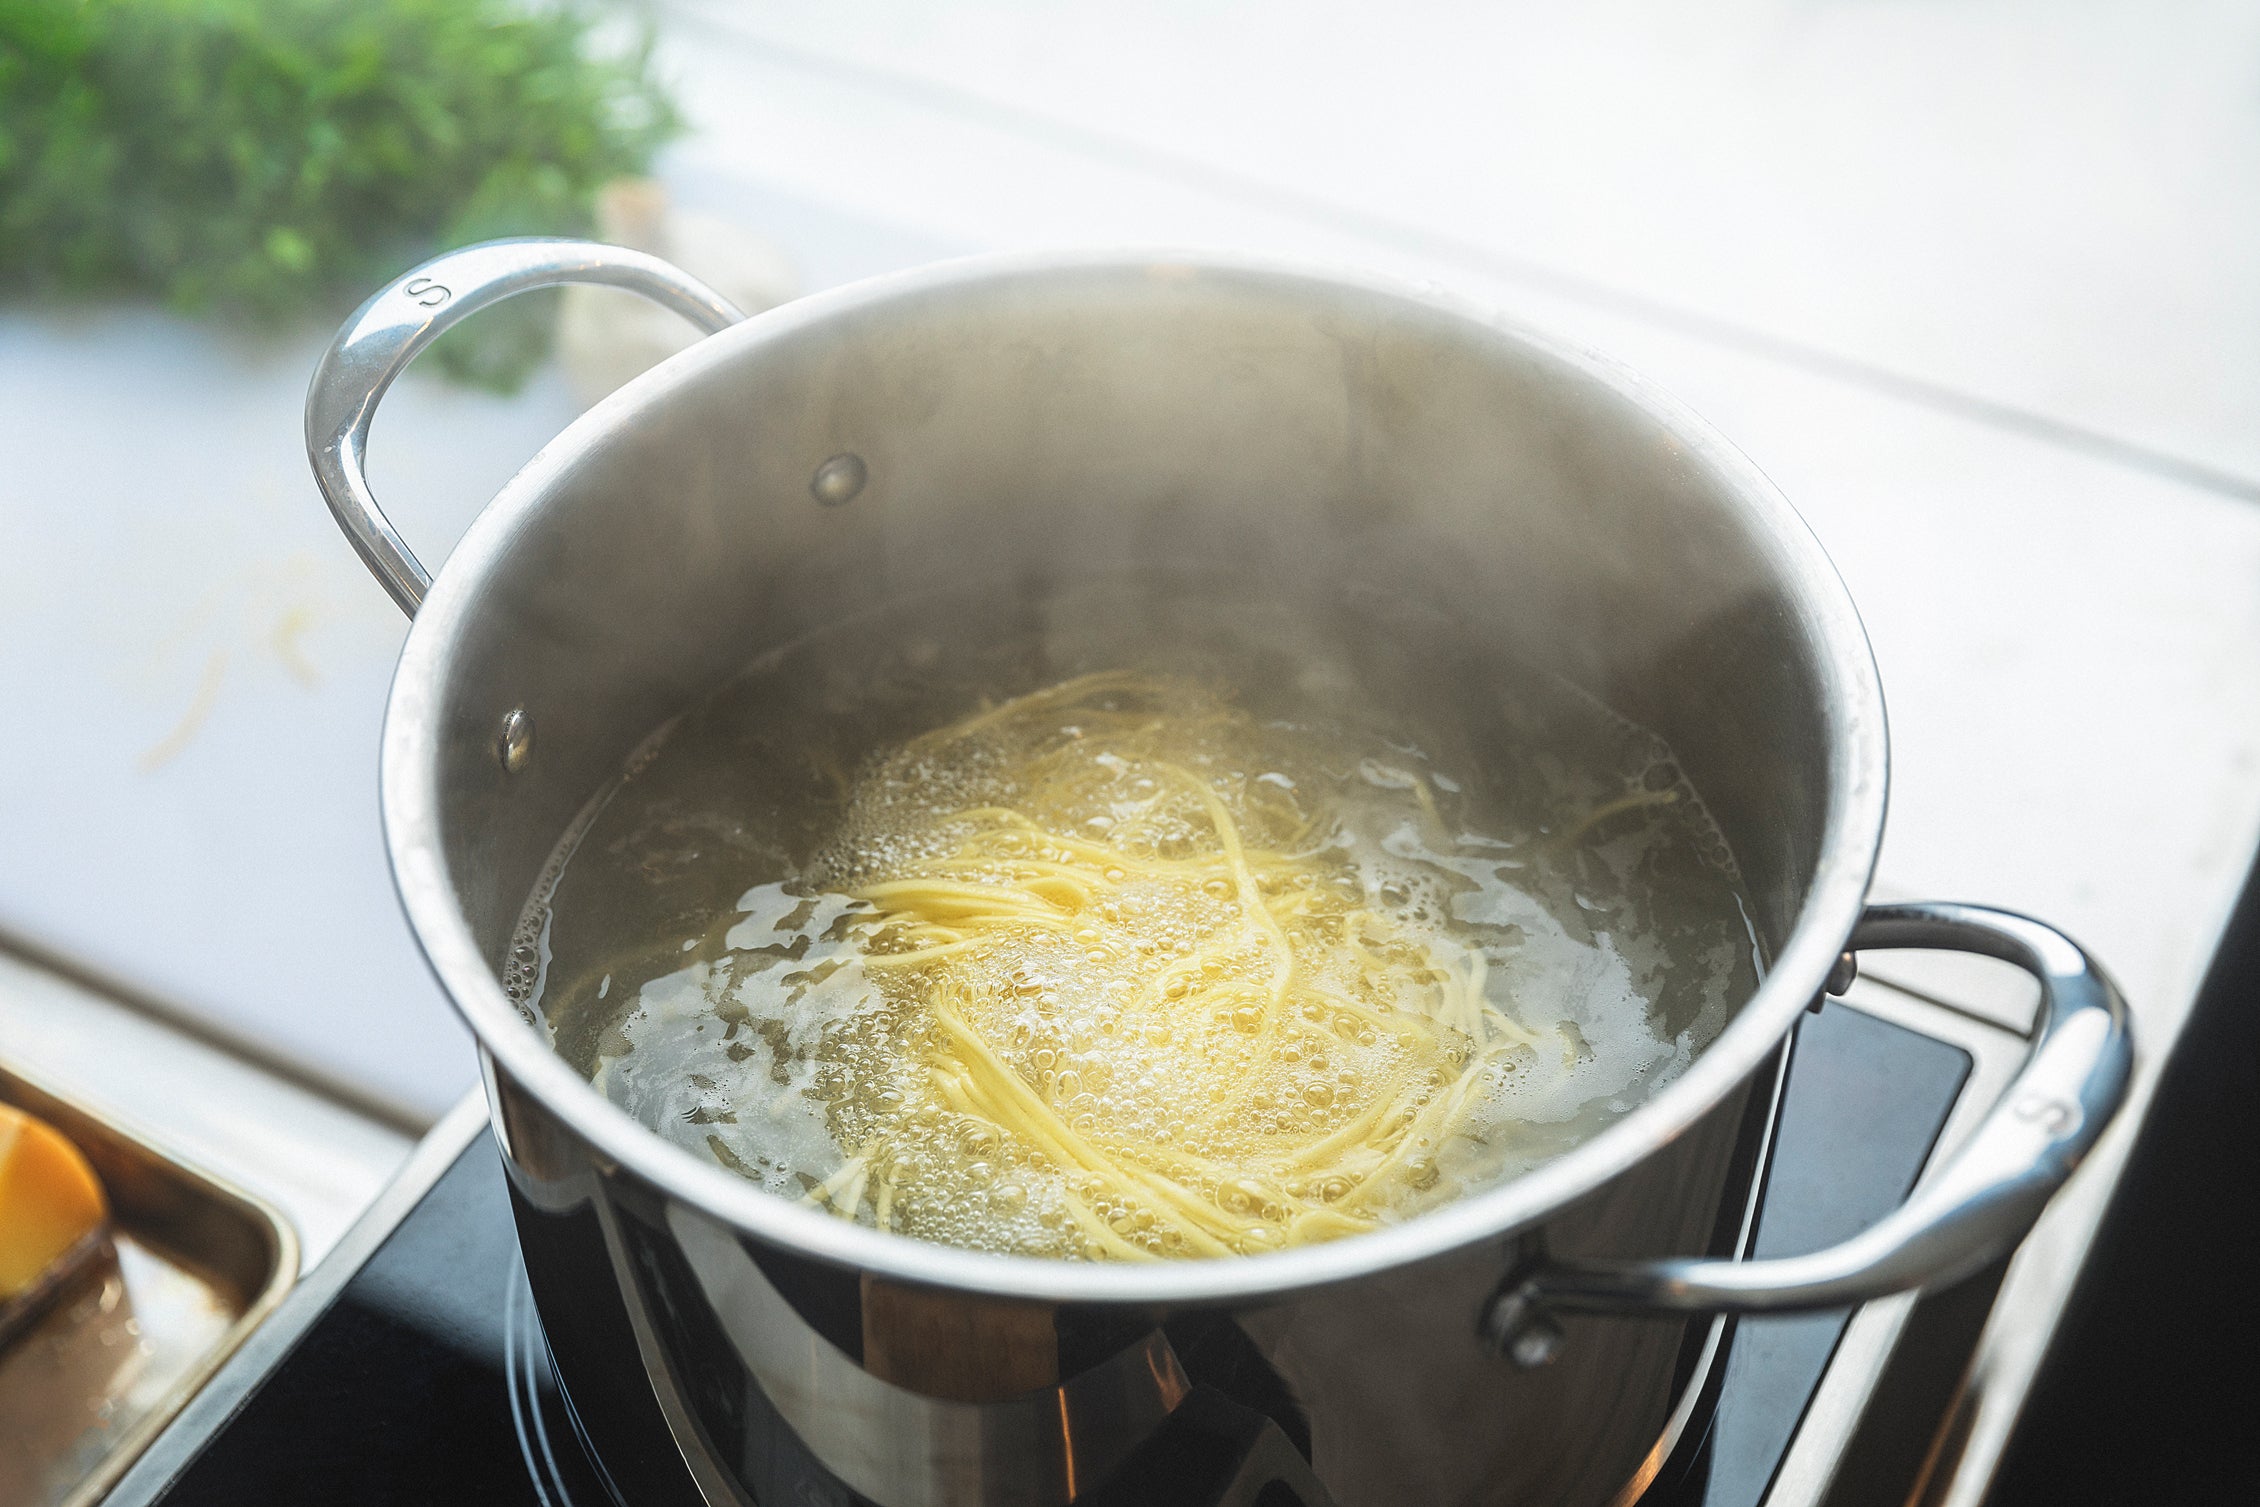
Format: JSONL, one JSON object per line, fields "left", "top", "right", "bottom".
{"left": 801, "top": 673, "right": 1548, "bottom": 1258}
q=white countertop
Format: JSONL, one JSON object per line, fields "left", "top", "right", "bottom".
{"left": 3, "top": 3, "right": 2256, "bottom": 1496}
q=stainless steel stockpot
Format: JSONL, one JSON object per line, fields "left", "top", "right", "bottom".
{"left": 309, "top": 241, "right": 2132, "bottom": 1507}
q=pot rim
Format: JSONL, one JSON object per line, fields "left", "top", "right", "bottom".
{"left": 381, "top": 247, "right": 1887, "bottom": 1304}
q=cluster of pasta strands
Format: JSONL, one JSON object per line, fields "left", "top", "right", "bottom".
{"left": 799, "top": 671, "right": 1547, "bottom": 1260}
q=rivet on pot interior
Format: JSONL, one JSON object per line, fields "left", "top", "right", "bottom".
{"left": 497, "top": 708, "right": 534, "bottom": 774}
{"left": 810, "top": 452, "right": 868, "bottom": 507}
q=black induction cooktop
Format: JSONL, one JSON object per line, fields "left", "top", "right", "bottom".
{"left": 106, "top": 1000, "right": 1969, "bottom": 1507}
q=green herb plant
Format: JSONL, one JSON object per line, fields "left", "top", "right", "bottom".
{"left": 0, "top": 0, "right": 679, "bottom": 387}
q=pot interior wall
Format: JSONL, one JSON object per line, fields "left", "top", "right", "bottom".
{"left": 420, "top": 262, "right": 1840, "bottom": 1001}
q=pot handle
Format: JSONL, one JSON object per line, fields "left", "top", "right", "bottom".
{"left": 1483, "top": 901, "right": 2132, "bottom": 1368}
{"left": 305, "top": 237, "right": 745, "bottom": 617}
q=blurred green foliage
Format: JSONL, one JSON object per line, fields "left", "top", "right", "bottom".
{"left": 0, "top": 0, "right": 678, "bottom": 387}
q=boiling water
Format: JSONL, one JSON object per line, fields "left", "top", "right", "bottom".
{"left": 514, "top": 579, "right": 1761, "bottom": 1261}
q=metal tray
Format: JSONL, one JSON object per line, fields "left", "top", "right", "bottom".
{"left": 0, "top": 1063, "right": 297, "bottom": 1507}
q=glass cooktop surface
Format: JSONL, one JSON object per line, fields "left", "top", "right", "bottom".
{"left": 110, "top": 1000, "right": 1969, "bottom": 1507}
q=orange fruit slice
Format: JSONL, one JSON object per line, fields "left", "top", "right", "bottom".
{"left": 0, "top": 1102, "right": 108, "bottom": 1301}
